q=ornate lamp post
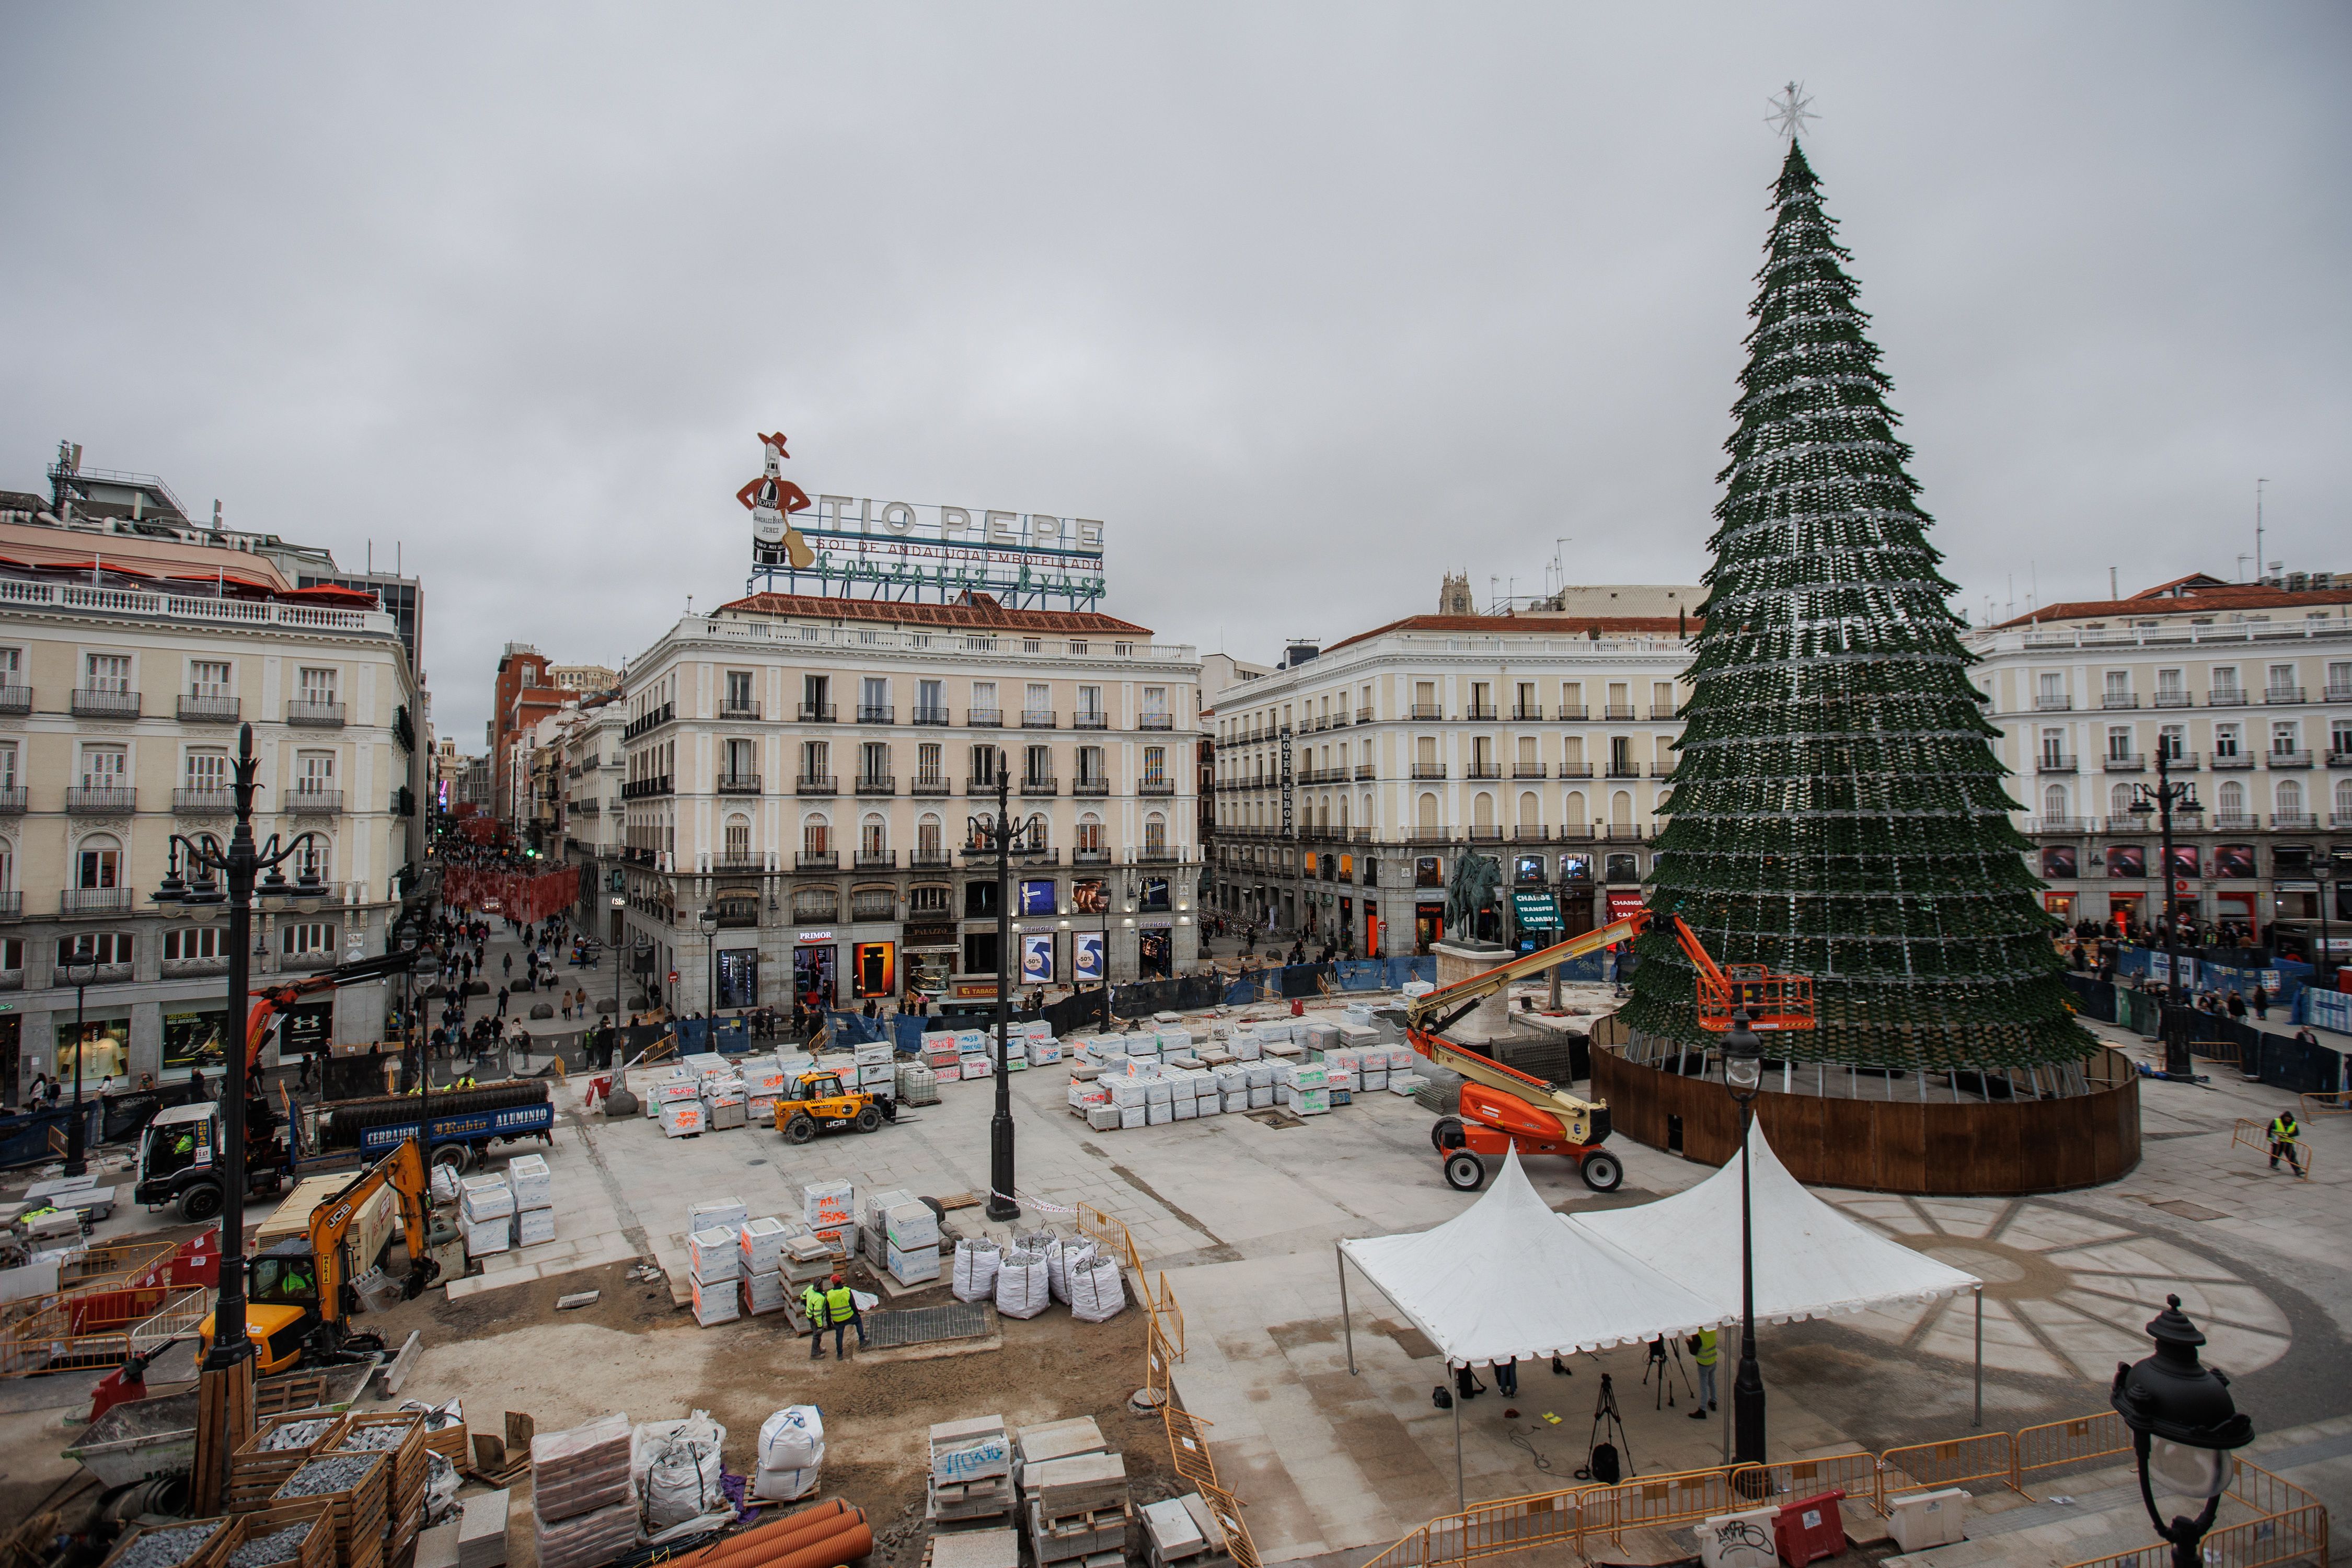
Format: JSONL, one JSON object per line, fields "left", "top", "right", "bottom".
{"left": 149, "top": 723, "right": 328, "bottom": 1514}
{"left": 2130, "top": 754, "right": 2202, "bottom": 1076}
{"left": 699, "top": 906, "right": 719, "bottom": 1038}
{"left": 57, "top": 944, "right": 103, "bottom": 1178}
{"left": 2111, "top": 1295, "right": 2253, "bottom": 1567}
{"left": 1720, "top": 1008, "right": 1768, "bottom": 1474}
{"left": 969, "top": 763, "right": 1043, "bottom": 1221}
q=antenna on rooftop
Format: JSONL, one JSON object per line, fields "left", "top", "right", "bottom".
{"left": 2255, "top": 478, "right": 2267, "bottom": 583}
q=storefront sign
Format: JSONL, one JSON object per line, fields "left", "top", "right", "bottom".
{"left": 1513, "top": 891, "right": 1561, "bottom": 929}
{"left": 852, "top": 942, "right": 895, "bottom": 998}
{"left": 1606, "top": 890, "right": 1647, "bottom": 919}
{"left": 952, "top": 979, "right": 1000, "bottom": 1000}
{"left": 797, "top": 929, "right": 836, "bottom": 943}
{"left": 1020, "top": 932, "right": 1055, "bottom": 985}
{"left": 905, "top": 922, "right": 956, "bottom": 948}
{"left": 1074, "top": 930, "right": 1105, "bottom": 982}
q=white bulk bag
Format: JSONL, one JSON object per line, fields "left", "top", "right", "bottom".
{"left": 1067, "top": 1254, "right": 1128, "bottom": 1323}
{"left": 1049, "top": 1237, "right": 1099, "bottom": 1304}
{"left": 951, "top": 1236, "right": 1001, "bottom": 1302}
{"left": 993, "top": 1248, "right": 1052, "bottom": 1319}
{"left": 758, "top": 1405, "right": 825, "bottom": 1473}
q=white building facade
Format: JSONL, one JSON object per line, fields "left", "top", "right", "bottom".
{"left": 1964, "top": 574, "right": 2352, "bottom": 952}
{"left": 613, "top": 593, "right": 1201, "bottom": 1013}
{"left": 1209, "top": 610, "right": 1693, "bottom": 955}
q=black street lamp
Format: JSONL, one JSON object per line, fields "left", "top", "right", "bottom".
{"left": 969, "top": 763, "right": 1043, "bottom": 1223}
{"left": 57, "top": 944, "right": 103, "bottom": 1178}
{"left": 699, "top": 906, "right": 719, "bottom": 1033}
{"left": 2128, "top": 753, "right": 2201, "bottom": 1058}
{"left": 1720, "top": 1008, "right": 1768, "bottom": 1474}
{"left": 149, "top": 723, "right": 329, "bottom": 1513}
{"left": 2111, "top": 1295, "right": 2253, "bottom": 1567}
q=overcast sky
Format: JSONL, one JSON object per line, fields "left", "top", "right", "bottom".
{"left": 3, "top": 4, "right": 2346, "bottom": 746}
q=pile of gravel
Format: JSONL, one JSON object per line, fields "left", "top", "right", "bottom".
{"left": 227, "top": 1523, "right": 316, "bottom": 1568}
{"left": 336, "top": 1423, "right": 416, "bottom": 1452}
{"left": 258, "top": 1419, "right": 338, "bottom": 1452}
{"left": 112, "top": 1524, "right": 223, "bottom": 1568}
{"left": 279, "top": 1454, "right": 375, "bottom": 1497}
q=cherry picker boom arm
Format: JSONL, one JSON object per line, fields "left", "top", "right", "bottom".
{"left": 1402, "top": 913, "right": 1651, "bottom": 1038}
{"left": 244, "top": 949, "right": 422, "bottom": 1071}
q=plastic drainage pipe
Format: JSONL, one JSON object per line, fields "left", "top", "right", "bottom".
{"left": 676, "top": 1501, "right": 857, "bottom": 1568}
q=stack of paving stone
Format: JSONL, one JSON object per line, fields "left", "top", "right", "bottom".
{"left": 528, "top": 1414, "right": 635, "bottom": 1568}
{"left": 459, "top": 1175, "right": 514, "bottom": 1259}
{"left": 1021, "top": 1448, "right": 1130, "bottom": 1568}
{"left": 1140, "top": 1496, "right": 1229, "bottom": 1568}
{"left": 324, "top": 1412, "right": 427, "bottom": 1566}
{"left": 688, "top": 1228, "right": 740, "bottom": 1327}
{"left": 859, "top": 1188, "right": 914, "bottom": 1267}
{"left": 270, "top": 1450, "right": 387, "bottom": 1568}
{"left": 505, "top": 1155, "right": 555, "bottom": 1248}
{"left": 802, "top": 1180, "right": 855, "bottom": 1250}
{"left": 738, "top": 1216, "right": 791, "bottom": 1316}
{"left": 884, "top": 1200, "right": 941, "bottom": 1285}
{"left": 927, "top": 1416, "right": 1014, "bottom": 1529}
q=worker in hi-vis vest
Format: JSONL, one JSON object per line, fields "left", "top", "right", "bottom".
{"left": 802, "top": 1282, "right": 832, "bottom": 1360}
{"left": 1689, "top": 1329, "right": 1720, "bottom": 1418}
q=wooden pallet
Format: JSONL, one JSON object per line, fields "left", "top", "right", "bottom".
{"left": 230, "top": 1415, "right": 355, "bottom": 1511}
{"left": 97, "top": 1517, "right": 234, "bottom": 1568}
{"left": 255, "top": 1374, "right": 333, "bottom": 1417}
{"left": 270, "top": 1449, "right": 387, "bottom": 1568}
{"left": 329, "top": 1412, "right": 429, "bottom": 1552}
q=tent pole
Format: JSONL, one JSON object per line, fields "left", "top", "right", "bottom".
{"left": 1973, "top": 1286, "right": 1984, "bottom": 1428}
{"left": 1338, "top": 1243, "right": 1356, "bottom": 1376}
{"left": 1453, "top": 1367, "right": 1465, "bottom": 1509}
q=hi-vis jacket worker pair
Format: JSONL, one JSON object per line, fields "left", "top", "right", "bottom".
{"left": 800, "top": 1284, "right": 854, "bottom": 1323}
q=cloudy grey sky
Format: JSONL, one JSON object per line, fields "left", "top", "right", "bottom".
{"left": 4, "top": 4, "right": 2346, "bottom": 746}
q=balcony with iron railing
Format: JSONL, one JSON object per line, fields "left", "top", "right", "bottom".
{"left": 912, "top": 706, "right": 951, "bottom": 726}
{"left": 1022, "top": 710, "right": 1057, "bottom": 729}
{"left": 911, "top": 774, "right": 952, "bottom": 795}
{"left": 858, "top": 704, "right": 894, "bottom": 724}
{"left": 178, "top": 693, "right": 240, "bottom": 723}
{"left": 1601, "top": 704, "right": 1636, "bottom": 720}
{"left": 1073, "top": 777, "right": 1110, "bottom": 795}
{"left": 2026, "top": 816, "right": 2095, "bottom": 834}
{"left": 2215, "top": 814, "right": 2258, "bottom": 831}
{"left": 287, "top": 789, "right": 342, "bottom": 814}
{"left": 2331, "top": 750, "right": 2352, "bottom": 769}
{"left": 1465, "top": 705, "right": 1497, "bottom": 721}
{"left": 66, "top": 786, "right": 136, "bottom": 813}
{"left": 1136, "top": 845, "right": 1180, "bottom": 862}
{"left": 2035, "top": 753, "right": 2078, "bottom": 774}
{"left": 73, "top": 688, "right": 141, "bottom": 719}
{"left": 2032, "top": 694, "right": 2073, "bottom": 712}
{"left": 1138, "top": 714, "right": 1173, "bottom": 731}
{"left": 623, "top": 706, "right": 672, "bottom": 740}
{"left": 621, "top": 775, "right": 673, "bottom": 799}
{"left": 2102, "top": 752, "right": 2146, "bottom": 773}
{"left": 2206, "top": 689, "right": 2247, "bottom": 707}
{"left": 2267, "top": 750, "right": 2313, "bottom": 769}
{"left": 2153, "top": 690, "right": 2193, "bottom": 708}
{"left": 62, "top": 887, "right": 135, "bottom": 914}
{"left": 1557, "top": 764, "right": 1595, "bottom": 778}
{"left": 1073, "top": 711, "right": 1108, "bottom": 731}
{"left": 1555, "top": 704, "right": 1589, "bottom": 720}
{"left": 910, "top": 848, "right": 953, "bottom": 868}
{"left": 1353, "top": 764, "right": 1377, "bottom": 780}
{"left": 1356, "top": 706, "right": 1375, "bottom": 723}
{"left": 2274, "top": 812, "right": 2318, "bottom": 829}
{"left": 1073, "top": 846, "right": 1111, "bottom": 865}
{"left": 0, "top": 685, "right": 26, "bottom": 714}
{"left": 1409, "top": 763, "right": 1448, "bottom": 779}
{"left": 1555, "top": 825, "right": 1597, "bottom": 842}
{"left": 1405, "top": 827, "right": 1454, "bottom": 843}
{"left": 1505, "top": 763, "right": 1548, "bottom": 779}
{"left": 286, "top": 700, "right": 345, "bottom": 727}
{"left": 797, "top": 702, "right": 836, "bottom": 722}
{"left": 2155, "top": 751, "right": 2200, "bottom": 770}
{"left": 1605, "top": 764, "right": 1643, "bottom": 778}
{"left": 965, "top": 775, "right": 1002, "bottom": 794}
{"left": 716, "top": 773, "right": 762, "bottom": 794}
{"left": 855, "top": 848, "right": 897, "bottom": 869}
{"left": 2210, "top": 752, "right": 2256, "bottom": 770}
{"left": 1602, "top": 823, "right": 1650, "bottom": 840}
{"left": 2100, "top": 693, "right": 2140, "bottom": 709}
{"left": 720, "top": 698, "right": 762, "bottom": 720}
{"left": 1409, "top": 704, "right": 1444, "bottom": 720}
{"left": 967, "top": 707, "right": 1002, "bottom": 727}
{"left": 0, "top": 787, "right": 21, "bottom": 813}
{"left": 1139, "top": 778, "right": 1175, "bottom": 795}
{"left": 1467, "top": 825, "right": 1504, "bottom": 841}
{"left": 795, "top": 774, "right": 837, "bottom": 795}
{"left": 797, "top": 850, "right": 839, "bottom": 870}
{"left": 1021, "top": 775, "right": 1058, "bottom": 795}
{"left": 1512, "top": 705, "right": 1543, "bottom": 721}
{"left": 856, "top": 775, "right": 896, "bottom": 795}
{"left": 174, "top": 788, "right": 234, "bottom": 813}
{"left": 2328, "top": 684, "right": 2352, "bottom": 703}
{"left": 2265, "top": 686, "right": 2305, "bottom": 705}
{"left": 1651, "top": 703, "right": 1680, "bottom": 720}
{"left": 1466, "top": 763, "right": 1502, "bottom": 779}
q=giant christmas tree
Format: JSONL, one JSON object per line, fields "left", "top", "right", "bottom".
{"left": 1621, "top": 136, "right": 2090, "bottom": 1073}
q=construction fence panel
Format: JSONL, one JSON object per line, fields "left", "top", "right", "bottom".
{"left": 1156, "top": 1273, "right": 1185, "bottom": 1360}
{"left": 2061, "top": 1506, "right": 2330, "bottom": 1568}
{"left": 1193, "top": 1481, "right": 1262, "bottom": 1568}
{"left": 1733, "top": 1452, "right": 1885, "bottom": 1516}
{"left": 2014, "top": 1412, "right": 2130, "bottom": 1482}
{"left": 1162, "top": 1406, "right": 1219, "bottom": 1489}
{"left": 1879, "top": 1433, "right": 2023, "bottom": 1499}
{"left": 1578, "top": 1466, "right": 1755, "bottom": 1551}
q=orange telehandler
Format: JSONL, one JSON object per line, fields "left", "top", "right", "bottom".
{"left": 1404, "top": 909, "right": 1815, "bottom": 1192}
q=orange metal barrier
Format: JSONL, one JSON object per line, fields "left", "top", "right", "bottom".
{"left": 2014, "top": 1412, "right": 2131, "bottom": 1482}
{"left": 1735, "top": 1453, "right": 1883, "bottom": 1515}
{"left": 1163, "top": 1405, "right": 1219, "bottom": 1489}
{"left": 1578, "top": 1465, "right": 1759, "bottom": 1552}
{"left": 1155, "top": 1272, "right": 1185, "bottom": 1361}
{"left": 2063, "top": 1505, "right": 2328, "bottom": 1568}
{"left": 1121, "top": 1250, "right": 1262, "bottom": 1568}
{"left": 2300, "top": 1089, "right": 2351, "bottom": 1118}
{"left": 1194, "top": 1481, "right": 1261, "bottom": 1568}
{"left": 1881, "top": 1433, "right": 2023, "bottom": 1500}
{"left": 2232, "top": 1119, "right": 2313, "bottom": 1178}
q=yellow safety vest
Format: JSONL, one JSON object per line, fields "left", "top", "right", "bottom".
{"left": 802, "top": 1286, "right": 829, "bottom": 1324}
{"left": 825, "top": 1285, "right": 854, "bottom": 1322}
{"left": 1694, "top": 1329, "right": 1719, "bottom": 1368}
{"left": 2269, "top": 1115, "right": 2298, "bottom": 1143}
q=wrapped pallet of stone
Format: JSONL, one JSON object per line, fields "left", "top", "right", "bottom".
{"left": 1246, "top": 1064, "right": 1275, "bottom": 1110}
{"left": 801, "top": 1179, "right": 855, "bottom": 1247}
{"left": 531, "top": 1413, "right": 635, "bottom": 1568}
{"left": 885, "top": 1202, "right": 942, "bottom": 1285}
{"left": 513, "top": 1206, "right": 557, "bottom": 1247}
{"left": 929, "top": 1415, "right": 1014, "bottom": 1526}
{"left": 1169, "top": 1070, "right": 1197, "bottom": 1121}
{"left": 688, "top": 1197, "right": 748, "bottom": 1236}
{"left": 1025, "top": 1035, "right": 1062, "bottom": 1066}
{"left": 860, "top": 1188, "right": 915, "bottom": 1266}
{"left": 1229, "top": 1030, "right": 1261, "bottom": 1062}
{"left": 781, "top": 1234, "right": 835, "bottom": 1290}
{"left": 1024, "top": 1449, "right": 1131, "bottom": 1566}
{"left": 503, "top": 1154, "right": 552, "bottom": 1213}
{"left": 1216, "top": 1067, "right": 1249, "bottom": 1114}
{"left": 739, "top": 1216, "right": 790, "bottom": 1275}
{"left": 952, "top": 1235, "right": 1002, "bottom": 1301}
{"left": 688, "top": 1227, "right": 740, "bottom": 1327}
{"left": 993, "top": 1247, "right": 1051, "bottom": 1319}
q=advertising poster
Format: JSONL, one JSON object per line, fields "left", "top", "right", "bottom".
{"left": 1139, "top": 876, "right": 1170, "bottom": 913}
{"left": 1019, "top": 878, "right": 1058, "bottom": 916}
{"left": 56, "top": 1019, "right": 129, "bottom": 1080}
{"left": 2106, "top": 845, "right": 2146, "bottom": 879}
{"left": 163, "top": 1008, "right": 228, "bottom": 1070}
{"left": 1559, "top": 853, "right": 1593, "bottom": 883}
{"left": 1514, "top": 855, "right": 1547, "bottom": 884}
{"left": 2166, "top": 844, "right": 2199, "bottom": 880}
{"left": 1074, "top": 930, "right": 1105, "bottom": 982}
{"left": 851, "top": 943, "right": 892, "bottom": 999}
{"left": 280, "top": 1002, "right": 333, "bottom": 1056}
{"left": 1071, "top": 879, "right": 1108, "bottom": 915}
{"left": 1020, "top": 931, "right": 1055, "bottom": 986}
{"left": 2040, "top": 845, "right": 2078, "bottom": 879}
{"left": 2213, "top": 843, "right": 2256, "bottom": 880}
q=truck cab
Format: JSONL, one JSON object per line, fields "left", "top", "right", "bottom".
{"left": 133, "top": 1100, "right": 285, "bottom": 1222}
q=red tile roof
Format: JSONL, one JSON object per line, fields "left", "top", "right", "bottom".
{"left": 1997, "top": 578, "right": 2352, "bottom": 628}
{"left": 716, "top": 591, "right": 1151, "bottom": 636}
{"left": 1324, "top": 612, "right": 1693, "bottom": 654}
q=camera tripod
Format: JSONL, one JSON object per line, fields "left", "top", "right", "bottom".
{"left": 1574, "top": 1371, "right": 1634, "bottom": 1482}
{"left": 1643, "top": 1335, "right": 1696, "bottom": 1411}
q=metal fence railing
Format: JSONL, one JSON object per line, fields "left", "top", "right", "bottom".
{"left": 2061, "top": 1459, "right": 2327, "bottom": 1568}
{"left": 2013, "top": 1412, "right": 2131, "bottom": 1482}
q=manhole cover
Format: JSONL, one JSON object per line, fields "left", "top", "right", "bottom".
{"left": 866, "top": 1302, "right": 989, "bottom": 1349}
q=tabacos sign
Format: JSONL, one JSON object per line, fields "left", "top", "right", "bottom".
{"left": 739, "top": 432, "right": 1106, "bottom": 609}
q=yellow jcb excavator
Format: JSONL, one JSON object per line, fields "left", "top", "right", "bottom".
{"left": 197, "top": 1136, "right": 440, "bottom": 1376}
{"left": 1404, "top": 909, "right": 1816, "bottom": 1192}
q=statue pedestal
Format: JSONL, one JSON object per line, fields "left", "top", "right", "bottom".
{"left": 1431, "top": 939, "right": 1517, "bottom": 1042}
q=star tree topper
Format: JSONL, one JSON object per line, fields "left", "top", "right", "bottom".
{"left": 1767, "top": 80, "right": 1817, "bottom": 140}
